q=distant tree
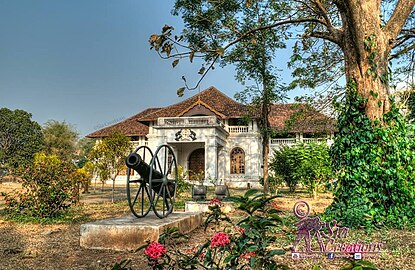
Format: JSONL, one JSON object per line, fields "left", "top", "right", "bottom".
{"left": 0, "top": 108, "right": 44, "bottom": 171}
{"left": 231, "top": 17, "right": 287, "bottom": 193}
{"left": 76, "top": 137, "right": 95, "bottom": 168}
{"left": 43, "top": 120, "right": 78, "bottom": 162}
{"left": 89, "top": 132, "right": 132, "bottom": 202}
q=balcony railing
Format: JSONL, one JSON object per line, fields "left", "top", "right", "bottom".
{"left": 270, "top": 138, "right": 297, "bottom": 145}
{"left": 270, "top": 137, "right": 331, "bottom": 146}
{"left": 228, "top": 126, "right": 249, "bottom": 133}
{"left": 157, "top": 116, "right": 224, "bottom": 127}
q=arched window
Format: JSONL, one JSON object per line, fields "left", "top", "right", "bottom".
{"left": 230, "top": 147, "right": 245, "bottom": 174}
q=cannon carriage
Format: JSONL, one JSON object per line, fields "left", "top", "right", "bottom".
{"left": 125, "top": 144, "right": 178, "bottom": 219}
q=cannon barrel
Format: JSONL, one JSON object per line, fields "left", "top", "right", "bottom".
{"left": 126, "top": 152, "right": 175, "bottom": 196}
{"left": 126, "top": 153, "right": 164, "bottom": 181}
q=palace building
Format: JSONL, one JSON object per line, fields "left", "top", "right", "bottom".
{"left": 87, "top": 86, "right": 336, "bottom": 188}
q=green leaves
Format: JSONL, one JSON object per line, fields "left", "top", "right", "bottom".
{"left": 0, "top": 108, "right": 44, "bottom": 170}
{"left": 325, "top": 81, "right": 415, "bottom": 229}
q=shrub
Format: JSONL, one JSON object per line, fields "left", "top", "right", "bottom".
{"left": 270, "top": 143, "right": 333, "bottom": 198}
{"left": 270, "top": 146, "right": 299, "bottom": 192}
{"left": 5, "top": 153, "right": 82, "bottom": 218}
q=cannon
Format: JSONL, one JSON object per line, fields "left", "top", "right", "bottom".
{"left": 125, "top": 144, "right": 178, "bottom": 218}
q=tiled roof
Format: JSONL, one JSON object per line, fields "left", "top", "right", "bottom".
{"left": 138, "top": 86, "right": 249, "bottom": 121}
{"left": 269, "top": 104, "right": 337, "bottom": 133}
{"left": 86, "top": 87, "right": 336, "bottom": 138}
{"left": 85, "top": 108, "right": 161, "bottom": 138}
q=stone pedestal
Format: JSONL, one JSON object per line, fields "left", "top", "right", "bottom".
{"left": 185, "top": 201, "right": 234, "bottom": 213}
{"left": 80, "top": 212, "right": 202, "bottom": 251}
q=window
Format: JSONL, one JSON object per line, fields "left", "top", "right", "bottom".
{"left": 230, "top": 147, "right": 245, "bottom": 174}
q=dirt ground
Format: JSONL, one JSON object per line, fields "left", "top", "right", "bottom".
{"left": 1, "top": 182, "right": 415, "bottom": 270}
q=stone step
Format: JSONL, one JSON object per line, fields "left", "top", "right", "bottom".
{"left": 80, "top": 212, "right": 202, "bottom": 251}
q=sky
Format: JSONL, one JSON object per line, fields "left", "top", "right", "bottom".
{"left": 0, "top": 0, "right": 299, "bottom": 137}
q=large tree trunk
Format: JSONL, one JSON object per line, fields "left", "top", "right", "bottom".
{"left": 342, "top": 1, "right": 391, "bottom": 120}
{"left": 341, "top": 1, "right": 414, "bottom": 120}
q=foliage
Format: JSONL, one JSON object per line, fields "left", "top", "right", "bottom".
{"left": 270, "top": 143, "right": 332, "bottom": 198}
{"left": 43, "top": 120, "right": 79, "bottom": 162}
{"left": 4, "top": 153, "right": 82, "bottom": 218}
{"left": 89, "top": 131, "right": 132, "bottom": 202}
{"left": 151, "top": 1, "right": 414, "bottom": 110}
{"left": 0, "top": 108, "right": 44, "bottom": 170}
{"left": 325, "top": 82, "right": 415, "bottom": 229}
{"left": 269, "top": 146, "right": 299, "bottom": 192}
{"left": 175, "top": 165, "right": 190, "bottom": 195}
{"left": 132, "top": 190, "right": 286, "bottom": 270}
{"left": 76, "top": 137, "right": 96, "bottom": 168}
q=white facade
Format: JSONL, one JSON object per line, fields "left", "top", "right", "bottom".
{"left": 114, "top": 115, "right": 333, "bottom": 188}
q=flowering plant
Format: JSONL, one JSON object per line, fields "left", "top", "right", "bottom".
{"left": 153, "top": 190, "right": 286, "bottom": 269}
{"left": 145, "top": 242, "right": 167, "bottom": 260}
{"left": 114, "top": 190, "right": 287, "bottom": 269}
{"left": 210, "top": 232, "right": 230, "bottom": 248}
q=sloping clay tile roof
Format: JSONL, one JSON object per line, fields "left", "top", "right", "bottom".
{"left": 138, "top": 86, "right": 249, "bottom": 121}
{"left": 269, "top": 104, "right": 336, "bottom": 133}
{"left": 87, "top": 87, "right": 336, "bottom": 138}
{"left": 86, "top": 108, "right": 161, "bottom": 138}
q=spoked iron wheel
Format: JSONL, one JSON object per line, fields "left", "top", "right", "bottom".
{"left": 149, "top": 145, "right": 178, "bottom": 218}
{"left": 126, "top": 146, "right": 154, "bottom": 218}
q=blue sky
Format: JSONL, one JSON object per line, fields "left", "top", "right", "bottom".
{"left": 0, "top": 0, "right": 299, "bottom": 137}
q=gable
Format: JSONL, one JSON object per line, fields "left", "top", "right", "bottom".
{"left": 182, "top": 104, "right": 217, "bottom": 117}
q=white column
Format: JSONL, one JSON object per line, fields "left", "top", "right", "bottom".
{"left": 205, "top": 139, "right": 218, "bottom": 182}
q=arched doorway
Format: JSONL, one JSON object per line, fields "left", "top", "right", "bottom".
{"left": 188, "top": 148, "right": 205, "bottom": 181}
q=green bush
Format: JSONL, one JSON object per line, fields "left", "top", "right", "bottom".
{"left": 270, "top": 146, "right": 299, "bottom": 192}
{"left": 325, "top": 83, "right": 415, "bottom": 229}
{"left": 270, "top": 143, "right": 333, "bottom": 198}
{"left": 5, "top": 153, "right": 82, "bottom": 218}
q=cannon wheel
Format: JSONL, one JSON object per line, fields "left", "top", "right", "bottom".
{"left": 126, "top": 145, "right": 154, "bottom": 218}
{"left": 149, "top": 145, "right": 178, "bottom": 218}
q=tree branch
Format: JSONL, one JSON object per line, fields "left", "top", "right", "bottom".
{"left": 391, "top": 43, "right": 415, "bottom": 59}
{"left": 384, "top": 0, "right": 415, "bottom": 41}
{"left": 309, "top": 30, "right": 342, "bottom": 45}
{"left": 223, "top": 18, "right": 330, "bottom": 51}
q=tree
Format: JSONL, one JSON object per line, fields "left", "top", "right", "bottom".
{"left": 0, "top": 108, "right": 44, "bottom": 170}
{"left": 75, "top": 137, "right": 95, "bottom": 168}
{"left": 89, "top": 132, "right": 132, "bottom": 202}
{"left": 151, "top": 1, "right": 414, "bottom": 120}
{"left": 43, "top": 120, "right": 79, "bottom": 162}
{"left": 150, "top": 1, "right": 415, "bottom": 227}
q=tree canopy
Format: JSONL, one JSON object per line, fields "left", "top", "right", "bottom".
{"left": 0, "top": 108, "right": 44, "bottom": 170}
{"left": 150, "top": 0, "right": 414, "bottom": 119}
{"left": 89, "top": 132, "right": 131, "bottom": 202}
{"left": 43, "top": 120, "right": 79, "bottom": 162}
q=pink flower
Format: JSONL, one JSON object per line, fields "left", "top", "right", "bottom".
{"left": 144, "top": 242, "right": 167, "bottom": 260}
{"left": 208, "top": 198, "right": 221, "bottom": 207}
{"left": 210, "top": 232, "right": 230, "bottom": 248}
{"left": 239, "top": 251, "right": 256, "bottom": 260}
{"left": 5, "top": 200, "right": 10, "bottom": 205}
